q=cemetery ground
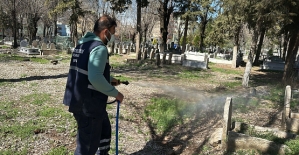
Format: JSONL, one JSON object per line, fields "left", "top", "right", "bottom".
{"left": 1, "top": 50, "right": 299, "bottom": 155}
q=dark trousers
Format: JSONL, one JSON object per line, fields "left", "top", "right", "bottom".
{"left": 73, "top": 112, "right": 109, "bottom": 155}
{"left": 96, "top": 114, "right": 111, "bottom": 155}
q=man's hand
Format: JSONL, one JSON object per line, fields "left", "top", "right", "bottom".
{"left": 116, "top": 92, "right": 124, "bottom": 103}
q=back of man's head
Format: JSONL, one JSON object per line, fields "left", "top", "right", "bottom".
{"left": 93, "top": 15, "right": 117, "bottom": 34}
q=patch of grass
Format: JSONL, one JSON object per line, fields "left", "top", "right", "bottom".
{"left": 209, "top": 64, "right": 243, "bottom": 75}
{"left": 29, "top": 57, "right": 49, "bottom": 64}
{"left": 46, "top": 146, "right": 70, "bottom": 155}
{"left": 225, "top": 149, "right": 259, "bottom": 155}
{"left": 20, "top": 74, "right": 27, "bottom": 78}
{"left": 0, "top": 119, "right": 45, "bottom": 139}
{"left": 21, "top": 93, "right": 51, "bottom": 106}
{"left": 0, "top": 148, "right": 28, "bottom": 155}
{"left": 222, "top": 81, "right": 242, "bottom": 88}
{"left": 144, "top": 97, "right": 196, "bottom": 134}
{"left": 177, "top": 69, "right": 211, "bottom": 79}
{"left": 0, "top": 54, "right": 49, "bottom": 64}
{"left": 0, "top": 101, "right": 20, "bottom": 120}
{"left": 285, "top": 138, "right": 299, "bottom": 155}
{"left": 35, "top": 106, "right": 71, "bottom": 118}
{"left": 233, "top": 97, "right": 260, "bottom": 113}
{"left": 29, "top": 82, "right": 38, "bottom": 87}
{"left": 263, "top": 85, "right": 284, "bottom": 107}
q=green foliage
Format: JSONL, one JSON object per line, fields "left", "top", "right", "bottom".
{"left": 0, "top": 149, "right": 28, "bottom": 155}
{"left": 285, "top": 139, "right": 299, "bottom": 155}
{"left": 209, "top": 64, "right": 243, "bottom": 75}
{"left": 144, "top": 97, "right": 196, "bottom": 133}
{"left": 0, "top": 101, "right": 20, "bottom": 120}
{"left": 0, "top": 119, "right": 45, "bottom": 139}
{"left": 178, "top": 69, "right": 211, "bottom": 79}
{"left": 36, "top": 106, "right": 70, "bottom": 118}
{"left": 46, "top": 146, "right": 69, "bottom": 155}
{"left": 21, "top": 93, "right": 51, "bottom": 106}
{"left": 0, "top": 54, "right": 49, "bottom": 64}
{"left": 263, "top": 86, "right": 284, "bottom": 107}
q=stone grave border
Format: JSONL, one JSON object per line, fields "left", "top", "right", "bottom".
{"left": 210, "top": 97, "right": 296, "bottom": 154}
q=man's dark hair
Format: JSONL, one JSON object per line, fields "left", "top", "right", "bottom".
{"left": 93, "top": 15, "right": 117, "bottom": 33}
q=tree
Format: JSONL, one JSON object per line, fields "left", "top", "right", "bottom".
{"left": 2, "top": 0, "right": 22, "bottom": 48}
{"left": 23, "top": 0, "right": 45, "bottom": 42}
{"left": 51, "top": 0, "right": 86, "bottom": 45}
{"left": 157, "top": 0, "right": 174, "bottom": 53}
{"left": 0, "top": 6, "right": 10, "bottom": 39}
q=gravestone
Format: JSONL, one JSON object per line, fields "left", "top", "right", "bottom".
{"left": 156, "top": 53, "right": 161, "bottom": 66}
{"left": 186, "top": 44, "right": 190, "bottom": 52}
{"left": 283, "top": 85, "right": 291, "bottom": 130}
{"left": 20, "top": 40, "right": 28, "bottom": 48}
{"left": 41, "top": 43, "right": 47, "bottom": 50}
{"left": 222, "top": 97, "right": 232, "bottom": 149}
{"left": 32, "top": 40, "right": 38, "bottom": 48}
{"left": 168, "top": 53, "right": 173, "bottom": 65}
{"left": 162, "top": 53, "right": 167, "bottom": 65}
{"left": 150, "top": 49, "right": 155, "bottom": 59}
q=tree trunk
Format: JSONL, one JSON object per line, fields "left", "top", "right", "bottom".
{"left": 54, "top": 14, "right": 58, "bottom": 36}
{"left": 282, "top": 32, "right": 289, "bottom": 61}
{"left": 253, "top": 27, "right": 266, "bottom": 66}
{"left": 43, "top": 23, "right": 46, "bottom": 38}
{"left": 232, "top": 26, "right": 241, "bottom": 68}
{"left": 242, "top": 28, "right": 259, "bottom": 87}
{"left": 159, "top": 0, "right": 172, "bottom": 53}
{"left": 136, "top": 0, "right": 141, "bottom": 60}
{"left": 12, "top": 0, "right": 17, "bottom": 48}
{"left": 199, "top": 7, "right": 209, "bottom": 52}
{"left": 282, "top": 30, "right": 299, "bottom": 86}
{"left": 182, "top": 15, "right": 189, "bottom": 53}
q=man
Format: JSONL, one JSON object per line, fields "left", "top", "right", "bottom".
{"left": 63, "top": 15, "right": 124, "bottom": 155}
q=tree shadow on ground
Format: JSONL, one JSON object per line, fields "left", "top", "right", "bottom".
{"left": 0, "top": 73, "right": 68, "bottom": 83}
{"left": 129, "top": 93, "right": 224, "bottom": 155}
{"left": 249, "top": 69, "right": 284, "bottom": 87}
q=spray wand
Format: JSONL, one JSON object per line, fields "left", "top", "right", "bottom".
{"left": 107, "top": 80, "right": 129, "bottom": 155}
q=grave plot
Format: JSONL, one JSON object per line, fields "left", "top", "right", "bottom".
{"left": 209, "top": 97, "right": 299, "bottom": 154}
{"left": 18, "top": 40, "right": 40, "bottom": 55}
{"left": 282, "top": 85, "right": 299, "bottom": 133}
{"left": 40, "top": 43, "right": 57, "bottom": 55}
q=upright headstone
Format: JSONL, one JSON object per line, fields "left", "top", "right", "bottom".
{"left": 142, "top": 48, "right": 148, "bottom": 60}
{"left": 32, "top": 40, "right": 38, "bottom": 48}
{"left": 186, "top": 44, "right": 190, "bottom": 52}
{"left": 41, "top": 43, "right": 47, "bottom": 50}
{"left": 20, "top": 40, "right": 28, "bottom": 48}
{"left": 156, "top": 53, "right": 161, "bottom": 66}
{"left": 50, "top": 43, "right": 56, "bottom": 50}
{"left": 162, "top": 53, "right": 167, "bottom": 65}
{"left": 282, "top": 85, "right": 292, "bottom": 130}
{"left": 168, "top": 53, "right": 173, "bottom": 65}
{"left": 181, "top": 54, "right": 186, "bottom": 65}
{"left": 222, "top": 97, "right": 232, "bottom": 150}
{"left": 150, "top": 49, "right": 155, "bottom": 59}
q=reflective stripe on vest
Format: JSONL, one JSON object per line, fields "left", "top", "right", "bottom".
{"left": 69, "top": 66, "right": 88, "bottom": 75}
